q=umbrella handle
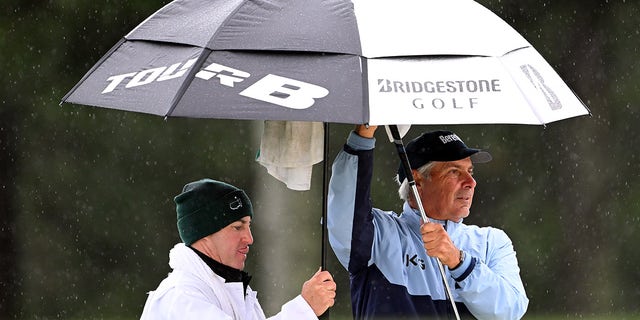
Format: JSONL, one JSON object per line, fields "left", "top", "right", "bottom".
{"left": 320, "top": 122, "right": 330, "bottom": 320}
{"left": 387, "top": 125, "right": 461, "bottom": 320}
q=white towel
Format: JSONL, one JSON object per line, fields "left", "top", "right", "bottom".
{"left": 256, "top": 121, "right": 324, "bottom": 191}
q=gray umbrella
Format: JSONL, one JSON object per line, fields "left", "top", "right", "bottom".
{"left": 61, "top": 0, "right": 590, "bottom": 318}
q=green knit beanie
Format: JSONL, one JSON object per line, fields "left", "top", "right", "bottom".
{"left": 174, "top": 179, "right": 253, "bottom": 246}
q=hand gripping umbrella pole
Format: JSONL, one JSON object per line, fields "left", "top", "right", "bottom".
{"left": 388, "top": 125, "right": 461, "bottom": 320}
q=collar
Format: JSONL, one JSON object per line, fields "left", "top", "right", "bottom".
{"left": 402, "top": 202, "right": 463, "bottom": 231}
{"left": 189, "top": 246, "right": 252, "bottom": 294}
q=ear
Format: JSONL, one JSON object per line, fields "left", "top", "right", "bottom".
{"left": 412, "top": 169, "right": 423, "bottom": 186}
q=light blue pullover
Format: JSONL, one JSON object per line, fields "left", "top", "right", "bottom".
{"left": 327, "top": 131, "right": 529, "bottom": 319}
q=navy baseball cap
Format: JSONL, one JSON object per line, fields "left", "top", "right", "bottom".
{"left": 397, "top": 130, "right": 492, "bottom": 182}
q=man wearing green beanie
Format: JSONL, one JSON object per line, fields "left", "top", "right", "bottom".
{"left": 140, "top": 178, "right": 336, "bottom": 319}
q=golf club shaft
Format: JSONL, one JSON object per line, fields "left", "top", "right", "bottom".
{"left": 388, "top": 125, "right": 461, "bottom": 320}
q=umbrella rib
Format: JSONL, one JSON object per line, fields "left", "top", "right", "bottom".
{"left": 568, "top": 87, "right": 593, "bottom": 116}
{"left": 497, "top": 54, "right": 547, "bottom": 125}
{"left": 162, "top": 0, "right": 252, "bottom": 116}
{"left": 125, "top": 0, "right": 176, "bottom": 39}
{"left": 60, "top": 38, "right": 126, "bottom": 105}
{"left": 206, "top": 0, "right": 251, "bottom": 49}
{"left": 163, "top": 48, "right": 212, "bottom": 118}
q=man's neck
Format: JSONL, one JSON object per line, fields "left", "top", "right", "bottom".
{"left": 188, "top": 246, "right": 252, "bottom": 293}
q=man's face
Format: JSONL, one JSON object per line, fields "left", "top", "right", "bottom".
{"left": 207, "top": 216, "right": 253, "bottom": 270}
{"left": 419, "top": 157, "right": 476, "bottom": 222}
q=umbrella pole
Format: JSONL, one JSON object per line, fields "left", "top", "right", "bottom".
{"left": 321, "top": 122, "right": 330, "bottom": 270}
{"left": 388, "top": 125, "right": 461, "bottom": 320}
{"left": 320, "top": 122, "right": 331, "bottom": 320}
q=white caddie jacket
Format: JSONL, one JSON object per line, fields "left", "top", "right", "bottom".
{"left": 140, "top": 243, "right": 317, "bottom": 320}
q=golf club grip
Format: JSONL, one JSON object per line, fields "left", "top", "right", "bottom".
{"left": 389, "top": 125, "right": 429, "bottom": 222}
{"left": 388, "top": 125, "right": 415, "bottom": 186}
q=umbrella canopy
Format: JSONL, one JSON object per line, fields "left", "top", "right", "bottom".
{"left": 61, "top": 0, "right": 590, "bottom": 125}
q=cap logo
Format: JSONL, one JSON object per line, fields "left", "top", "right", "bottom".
{"left": 230, "top": 196, "right": 243, "bottom": 210}
{"left": 439, "top": 134, "right": 462, "bottom": 144}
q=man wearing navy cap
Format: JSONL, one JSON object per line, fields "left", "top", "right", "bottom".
{"left": 141, "top": 179, "right": 336, "bottom": 319}
{"left": 327, "top": 125, "right": 528, "bottom": 319}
